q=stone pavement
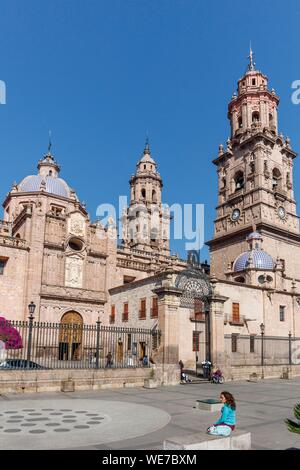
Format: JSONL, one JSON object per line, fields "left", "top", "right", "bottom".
{"left": 1, "top": 377, "right": 300, "bottom": 450}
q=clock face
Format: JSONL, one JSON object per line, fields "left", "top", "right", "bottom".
{"left": 278, "top": 206, "right": 286, "bottom": 220}
{"left": 231, "top": 208, "right": 241, "bottom": 221}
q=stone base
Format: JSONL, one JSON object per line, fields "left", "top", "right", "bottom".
{"left": 163, "top": 429, "right": 251, "bottom": 450}
{"left": 61, "top": 380, "right": 75, "bottom": 392}
{"left": 144, "top": 379, "right": 158, "bottom": 389}
{"left": 196, "top": 399, "right": 223, "bottom": 412}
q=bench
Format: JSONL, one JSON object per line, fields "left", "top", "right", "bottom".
{"left": 195, "top": 399, "right": 223, "bottom": 412}
{"left": 163, "top": 429, "right": 251, "bottom": 450}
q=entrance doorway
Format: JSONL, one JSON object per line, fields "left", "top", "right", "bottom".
{"left": 59, "top": 311, "right": 83, "bottom": 361}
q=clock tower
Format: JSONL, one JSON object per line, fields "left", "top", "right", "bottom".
{"left": 207, "top": 50, "right": 300, "bottom": 280}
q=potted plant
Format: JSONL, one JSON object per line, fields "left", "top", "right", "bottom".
{"left": 144, "top": 366, "right": 157, "bottom": 389}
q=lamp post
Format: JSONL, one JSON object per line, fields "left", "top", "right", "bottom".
{"left": 27, "top": 301, "right": 36, "bottom": 366}
{"left": 95, "top": 317, "right": 101, "bottom": 370}
{"left": 260, "top": 322, "right": 265, "bottom": 379}
{"left": 288, "top": 331, "right": 292, "bottom": 366}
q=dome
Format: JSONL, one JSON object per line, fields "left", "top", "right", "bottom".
{"left": 234, "top": 250, "right": 275, "bottom": 272}
{"left": 247, "top": 231, "right": 262, "bottom": 240}
{"left": 19, "top": 175, "right": 70, "bottom": 198}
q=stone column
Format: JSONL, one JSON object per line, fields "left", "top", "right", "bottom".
{"left": 209, "top": 278, "right": 228, "bottom": 369}
{"left": 153, "top": 284, "right": 182, "bottom": 364}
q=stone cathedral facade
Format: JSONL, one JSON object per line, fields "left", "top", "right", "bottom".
{"left": 1, "top": 53, "right": 300, "bottom": 379}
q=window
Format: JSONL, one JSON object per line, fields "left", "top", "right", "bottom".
{"left": 51, "top": 205, "right": 63, "bottom": 217}
{"left": 250, "top": 335, "right": 255, "bottom": 353}
{"left": 141, "top": 188, "right": 146, "bottom": 199}
{"left": 252, "top": 78, "right": 256, "bottom": 86}
{"left": 194, "top": 298, "right": 205, "bottom": 321}
{"left": 139, "top": 298, "right": 146, "bottom": 320}
{"left": 0, "top": 260, "right": 6, "bottom": 275}
{"left": 151, "top": 297, "right": 158, "bottom": 318}
{"left": 68, "top": 238, "right": 83, "bottom": 251}
{"left": 272, "top": 168, "right": 281, "bottom": 190}
{"left": 193, "top": 331, "right": 200, "bottom": 352}
{"left": 123, "top": 303, "right": 128, "bottom": 322}
{"left": 144, "top": 165, "right": 146, "bottom": 169}
{"left": 231, "top": 334, "right": 238, "bottom": 353}
{"left": 280, "top": 306, "right": 285, "bottom": 322}
{"left": 110, "top": 305, "right": 115, "bottom": 324}
{"left": 152, "top": 190, "right": 157, "bottom": 203}
{"left": 252, "top": 112, "right": 260, "bottom": 123}
{"left": 232, "top": 303, "right": 240, "bottom": 324}
{"left": 234, "top": 171, "right": 244, "bottom": 191}
{"left": 127, "top": 333, "right": 132, "bottom": 351}
{"left": 238, "top": 117, "right": 243, "bottom": 129}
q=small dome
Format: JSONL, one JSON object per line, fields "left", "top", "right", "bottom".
{"left": 19, "top": 175, "right": 70, "bottom": 198}
{"left": 247, "top": 231, "right": 262, "bottom": 240}
{"left": 234, "top": 250, "right": 275, "bottom": 272}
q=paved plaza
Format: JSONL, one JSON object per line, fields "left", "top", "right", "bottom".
{"left": 0, "top": 378, "right": 300, "bottom": 450}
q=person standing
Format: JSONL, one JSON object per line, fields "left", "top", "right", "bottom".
{"left": 105, "top": 351, "right": 113, "bottom": 368}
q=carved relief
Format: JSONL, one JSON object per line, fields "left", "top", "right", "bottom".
{"left": 65, "top": 256, "right": 83, "bottom": 288}
{"left": 68, "top": 212, "right": 85, "bottom": 237}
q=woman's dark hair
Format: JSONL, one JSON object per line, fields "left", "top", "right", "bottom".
{"left": 221, "top": 391, "right": 236, "bottom": 410}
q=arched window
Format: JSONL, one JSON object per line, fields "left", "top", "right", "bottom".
{"left": 234, "top": 171, "right": 244, "bottom": 191}
{"left": 49, "top": 170, "right": 53, "bottom": 176}
{"left": 238, "top": 116, "right": 243, "bottom": 129}
{"left": 144, "top": 165, "right": 146, "bottom": 170}
{"left": 269, "top": 113, "right": 274, "bottom": 126}
{"left": 152, "top": 190, "right": 157, "bottom": 203}
{"left": 272, "top": 168, "right": 281, "bottom": 190}
{"left": 141, "top": 188, "right": 146, "bottom": 199}
{"left": 252, "top": 111, "right": 260, "bottom": 123}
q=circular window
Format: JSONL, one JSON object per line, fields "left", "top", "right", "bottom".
{"left": 68, "top": 238, "right": 83, "bottom": 251}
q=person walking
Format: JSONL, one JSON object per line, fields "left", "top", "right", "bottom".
{"left": 207, "top": 391, "right": 236, "bottom": 436}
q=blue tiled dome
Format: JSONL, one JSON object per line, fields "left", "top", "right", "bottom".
{"left": 234, "top": 250, "right": 275, "bottom": 272}
{"left": 247, "top": 231, "right": 262, "bottom": 240}
{"left": 19, "top": 175, "right": 70, "bottom": 198}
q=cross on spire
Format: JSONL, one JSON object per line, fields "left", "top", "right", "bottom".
{"left": 248, "top": 43, "right": 255, "bottom": 71}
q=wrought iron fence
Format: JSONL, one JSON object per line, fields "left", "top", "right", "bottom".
{"left": 0, "top": 318, "right": 160, "bottom": 370}
{"left": 225, "top": 334, "right": 300, "bottom": 366}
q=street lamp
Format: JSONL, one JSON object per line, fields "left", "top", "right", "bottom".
{"left": 27, "top": 301, "right": 36, "bottom": 366}
{"left": 260, "top": 323, "right": 265, "bottom": 379}
{"left": 28, "top": 301, "right": 36, "bottom": 319}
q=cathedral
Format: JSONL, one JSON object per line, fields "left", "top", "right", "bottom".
{"left": 1, "top": 52, "right": 300, "bottom": 379}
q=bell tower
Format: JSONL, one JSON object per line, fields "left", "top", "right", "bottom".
{"left": 122, "top": 140, "right": 170, "bottom": 255}
{"left": 207, "top": 50, "right": 300, "bottom": 279}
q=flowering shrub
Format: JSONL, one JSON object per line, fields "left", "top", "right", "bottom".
{"left": 0, "top": 317, "right": 23, "bottom": 349}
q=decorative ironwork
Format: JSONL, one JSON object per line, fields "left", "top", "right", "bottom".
{"left": 0, "top": 318, "right": 159, "bottom": 370}
{"left": 175, "top": 265, "right": 212, "bottom": 309}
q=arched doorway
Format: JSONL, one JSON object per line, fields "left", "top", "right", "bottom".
{"left": 175, "top": 263, "right": 212, "bottom": 377}
{"left": 59, "top": 311, "right": 83, "bottom": 361}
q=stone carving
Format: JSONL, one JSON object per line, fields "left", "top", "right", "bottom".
{"left": 68, "top": 213, "right": 85, "bottom": 237}
{"left": 65, "top": 256, "right": 83, "bottom": 288}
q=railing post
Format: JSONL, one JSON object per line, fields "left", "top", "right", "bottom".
{"left": 260, "top": 323, "right": 265, "bottom": 379}
{"left": 27, "top": 313, "right": 34, "bottom": 367}
{"left": 95, "top": 318, "right": 101, "bottom": 369}
{"left": 288, "top": 331, "right": 292, "bottom": 366}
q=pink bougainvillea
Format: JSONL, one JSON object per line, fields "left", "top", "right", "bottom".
{"left": 0, "top": 317, "right": 23, "bottom": 349}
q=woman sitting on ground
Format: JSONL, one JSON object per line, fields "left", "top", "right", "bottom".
{"left": 207, "top": 391, "right": 236, "bottom": 436}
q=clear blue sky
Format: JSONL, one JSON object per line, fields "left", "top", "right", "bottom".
{"left": 0, "top": 0, "right": 300, "bottom": 260}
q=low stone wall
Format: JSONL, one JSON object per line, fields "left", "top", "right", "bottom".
{"left": 224, "top": 364, "right": 300, "bottom": 381}
{"left": 0, "top": 364, "right": 181, "bottom": 394}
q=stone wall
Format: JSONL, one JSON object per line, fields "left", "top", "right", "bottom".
{"left": 0, "top": 364, "right": 180, "bottom": 394}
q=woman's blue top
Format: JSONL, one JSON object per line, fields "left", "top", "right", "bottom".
{"left": 214, "top": 404, "right": 236, "bottom": 425}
